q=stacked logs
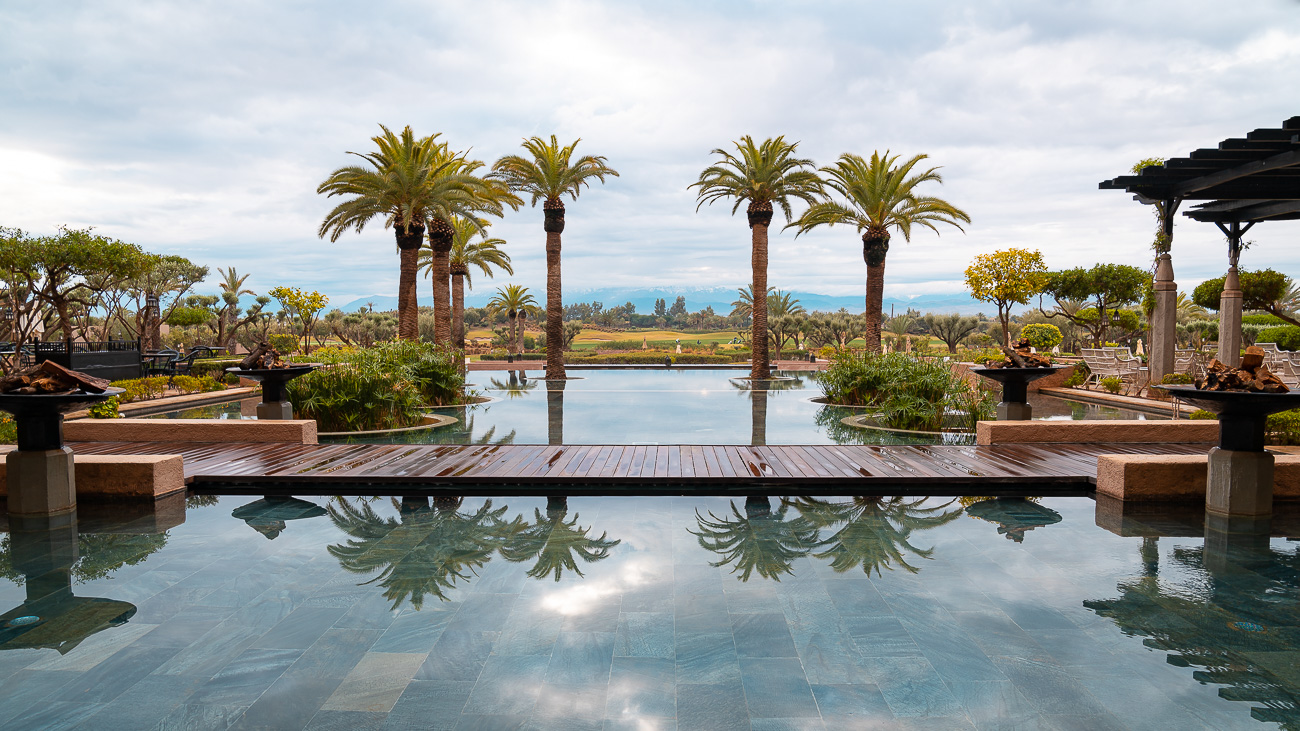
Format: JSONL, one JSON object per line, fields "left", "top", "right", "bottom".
{"left": 239, "top": 342, "right": 290, "bottom": 370}
{"left": 1199, "top": 346, "right": 1289, "bottom": 393}
{"left": 0, "top": 361, "right": 111, "bottom": 395}
{"left": 985, "top": 339, "right": 1052, "bottom": 369}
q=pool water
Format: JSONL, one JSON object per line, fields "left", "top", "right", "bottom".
{"left": 1, "top": 494, "right": 1295, "bottom": 729}
{"left": 150, "top": 369, "right": 1168, "bottom": 446}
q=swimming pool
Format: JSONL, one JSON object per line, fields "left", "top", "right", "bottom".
{"left": 148, "top": 369, "right": 1168, "bottom": 446}
{"left": 1, "top": 494, "right": 1293, "bottom": 729}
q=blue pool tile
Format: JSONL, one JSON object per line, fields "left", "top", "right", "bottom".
{"left": 870, "top": 656, "right": 964, "bottom": 718}
{"left": 522, "top": 718, "right": 603, "bottom": 731}
{"left": 739, "top": 658, "right": 819, "bottom": 719}
{"left": 304, "top": 710, "right": 387, "bottom": 731}
{"left": 52, "top": 644, "right": 181, "bottom": 704}
{"left": 944, "top": 680, "right": 1037, "bottom": 728}
{"left": 462, "top": 655, "right": 550, "bottom": 715}
{"left": 797, "top": 632, "right": 874, "bottom": 685}
{"left": 188, "top": 647, "right": 303, "bottom": 707}
{"left": 415, "top": 630, "right": 497, "bottom": 681}
{"left": 496, "top": 610, "right": 564, "bottom": 656}
{"left": 0, "top": 701, "right": 100, "bottom": 731}
{"left": 674, "top": 593, "right": 731, "bottom": 633}
{"left": 563, "top": 598, "right": 623, "bottom": 633}
{"left": 602, "top": 718, "right": 676, "bottom": 731}
{"left": 986, "top": 657, "right": 1109, "bottom": 717}
{"left": 453, "top": 714, "right": 529, "bottom": 731}
{"left": 675, "top": 631, "right": 740, "bottom": 684}
{"left": 154, "top": 703, "right": 249, "bottom": 730}
{"left": 898, "top": 617, "right": 1002, "bottom": 683}
{"left": 605, "top": 657, "right": 675, "bottom": 719}
{"left": 285, "top": 628, "right": 383, "bottom": 680}
{"left": 532, "top": 682, "right": 608, "bottom": 721}
{"left": 614, "top": 612, "right": 673, "bottom": 658}
{"left": 230, "top": 674, "right": 341, "bottom": 730}
{"left": 71, "top": 673, "right": 204, "bottom": 730}
{"left": 546, "top": 632, "right": 615, "bottom": 684}
{"left": 384, "top": 680, "right": 473, "bottom": 730}
{"left": 676, "top": 681, "right": 749, "bottom": 731}
{"left": 810, "top": 683, "right": 892, "bottom": 719}
{"left": 447, "top": 594, "right": 519, "bottom": 633}
{"left": 371, "top": 608, "right": 456, "bottom": 654}
{"left": 732, "top": 612, "right": 798, "bottom": 658}
{"left": 255, "top": 605, "right": 349, "bottom": 650}
{"left": 823, "top": 580, "right": 892, "bottom": 617}
{"left": 844, "top": 616, "right": 922, "bottom": 658}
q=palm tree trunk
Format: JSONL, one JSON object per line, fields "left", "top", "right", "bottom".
{"left": 429, "top": 218, "right": 454, "bottom": 347}
{"left": 544, "top": 203, "right": 566, "bottom": 379}
{"left": 452, "top": 274, "right": 466, "bottom": 351}
{"left": 750, "top": 387, "right": 767, "bottom": 446}
{"left": 395, "top": 224, "right": 425, "bottom": 341}
{"left": 749, "top": 206, "right": 772, "bottom": 379}
{"left": 516, "top": 314, "right": 525, "bottom": 354}
{"left": 546, "top": 378, "right": 565, "bottom": 445}
{"left": 507, "top": 312, "right": 518, "bottom": 355}
{"left": 863, "top": 234, "right": 889, "bottom": 354}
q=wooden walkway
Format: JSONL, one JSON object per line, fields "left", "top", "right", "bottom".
{"left": 67, "top": 441, "right": 1213, "bottom": 495}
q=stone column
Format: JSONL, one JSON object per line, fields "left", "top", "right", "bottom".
{"left": 6, "top": 447, "right": 76, "bottom": 516}
{"left": 1149, "top": 253, "right": 1177, "bottom": 383}
{"left": 1206, "top": 447, "right": 1272, "bottom": 518}
{"left": 1218, "top": 266, "right": 1243, "bottom": 367}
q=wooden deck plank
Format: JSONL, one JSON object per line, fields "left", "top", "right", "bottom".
{"left": 666, "top": 447, "right": 680, "bottom": 478}
{"left": 681, "top": 446, "right": 697, "bottom": 479}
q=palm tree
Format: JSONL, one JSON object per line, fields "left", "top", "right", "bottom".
{"left": 491, "top": 136, "right": 619, "bottom": 379}
{"left": 421, "top": 217, "right": 512, "bottom": 350}
{"left": 215, "top": 267, "right": 254, "bottom": 353}
{"left": 499, "top": 503, "right": 620, "bottom": 581}
{"left": 690, "top": 497, "right": 818, "bottom": 581}
{"left": 790, "top": 496, "right": 963, "bottom": 576}
{"left": 692, "top": 136, "right": 821, "bottom": 379}
{"left": 487, "top": 285, "right": 538, "bottom": 356}
{"left": 788, "top": 152, "right": 969, "bottom": 353}
{"left": 317, "top": 126, "right": 507, "bottom": 341}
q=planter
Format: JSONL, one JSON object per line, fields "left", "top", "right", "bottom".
{"left": 226, "top": 365, "right": 317, "bottom": 420}
{"left": 972, "top": 366, "right": 1068, "bottom": 421}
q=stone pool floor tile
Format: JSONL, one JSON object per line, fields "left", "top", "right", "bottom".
{"left": 676, "top": 681, "right": 749, "bottom": 731}
{"left": 739, "top": 657, "right": 819, "bottom": 719}
{"left": 70, "top": 673, "right": 204, "bottom": 730}
{"left": 545, "top": 631, "right": 615, "bottom": 684}
{"left": 605, "top": 656, "right": 675, "bottom": 719}
{"left": 614, "top": 612, "right": 674, "bottom": 658}
{"left": 732, "top": 612, "right": 798, "bottom": 658}
{"left": 748, "top": 719, "right": 828, "bottom": 731}
{"left": 453, "top": 713, "right": 530, "bottom": 730}
{"left": 462, "top": 655, "right": 550, "bottom": 716}
{"left": 532, "top": 681, "right": 608, "bottom": 721}
{"left": 674, "top": 631, "right": 741, "bottom": 684}
{"left": 383, "top": 680, "right": 474, "bottom": 730}
{"left": 230, "top": 674, "right": 342, "bottom": 730}
{"left": 869, "top": 656, "right": 965, "bottom": 718}
{"left": 320, "top": 652, "right": 426, "bottom": 713}
{"left": 153, "top": 702, "right": 249, "bottom": 731}
{"left": 302, "top": 709, "right": 387, "bottom": 731}
{"left": 415, "top": 630, "right": 498, "bottom": 681}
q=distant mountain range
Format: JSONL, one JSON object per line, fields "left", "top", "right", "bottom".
{"left": 339, "top": 286, "right": 1016, "bottom": 316}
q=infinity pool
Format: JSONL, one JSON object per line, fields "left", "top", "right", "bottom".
{"left": 1, "top": 494, "right": 1295, "bottom": 729}
{"left": 152, "top": 369, "right": 1167, "bottom": 446}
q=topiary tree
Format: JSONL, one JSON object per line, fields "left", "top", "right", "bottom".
{"left": 1192, "top": 268, "right": 1299, "bottom": 328}
{"left": 1020, "top": 323, "right": 1062, "bottom": 350}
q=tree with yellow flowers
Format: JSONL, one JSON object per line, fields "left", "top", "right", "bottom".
{"left": 269, "top": 286, "right": 328, "bottom": 354}
{"left": 964, "top": 249, "right": 1049, "bottom": 346}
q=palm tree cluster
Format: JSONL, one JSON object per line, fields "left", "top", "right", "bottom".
{"left": 318, "top": 128, "right": 617, "bottom": 377}
{"left": 694, "top": 140, "right": 969, "bottom": 373}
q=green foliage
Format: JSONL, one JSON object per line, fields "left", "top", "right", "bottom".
{"left": 166, "top": 306, "right": 213, "bottom": 328}
{"left": 0, "top": 416, "right": 15, "bottom": 444}
{"left": 1160, "top": 373, "right": 1194, "bottom": 385}
{"left": 1243, "top": 314, "right": 1288, "bottom": 326}
{"left": 170, "top": 375, "right": 226, "bottom": 395}
{"left": 1062, "top": 365, "right": 1087, "bottom": 388}
{"left": 1267, "top": 409, "right": 1300, "bottom": 446}
{"left": 87, "top": 397, "right": 121, "bottom": 419}
{"left": 109, "top": 377, "right": 171, "bottom": 402}
{"left": 1192, "top": 269, "right": 1291, "bottom": 314}
{"left": 1099, "top": 376, "right": 1123, "bottom": 394}
{"left": 1188, "top": 409, "right": 1215, "bottom": 420}
{"left": 1257, "top": 326, "right": 1300, "bottom": 351}
{"left": 285, "top": 342, "right": 466, "bottom": 431}
{"left": 818, "top": 352, "right": 993, "bottom": 431}
{"left": 268, "top": 333, "right": 300, "bottom": 354}
{"left": 1020, "top": 323, "right": 1062, "bottom": 350}
{"left": 189, "top": 358, "right": 243, "bottom": 379}
{"left": 564, "top": 351, "right": 734, "bottom": 365}
{"left": 964, "top": 248, "right": 1048, "bottom": 342}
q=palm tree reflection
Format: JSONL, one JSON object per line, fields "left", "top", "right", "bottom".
{"left": 487, "top": 371, "right": 537, "bottom": 399}
{"left": 327, "top": 497, "right": 523, "bottom": 609}
{"left": 691, "top": 496, "right": 818, "bottom": 581}
{"left": 791, "top": 496, "right": 964, "bottom": 576}
{"left": 960, "top": 497, "right": 1061, "bottom": 543}
{"left": 499, "top": 497, "right": 620, "bottom": 581}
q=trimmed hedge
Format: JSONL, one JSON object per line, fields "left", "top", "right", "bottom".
{"left": 1258, "top": 326, "right": 1300, "bottom": 351}
{"left": 564, "top": 351, "right": 735, "bottom": 365}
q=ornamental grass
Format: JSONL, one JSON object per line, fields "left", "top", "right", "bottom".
{"left": 816, "top": 351, "right": 994, "bottom": 432}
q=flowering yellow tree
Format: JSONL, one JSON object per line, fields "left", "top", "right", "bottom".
{"left": 269, "top": 286, "right": 328, "bottom": 354}
{"left": 964, "top": 249, "right": 1048, "bottom": 346}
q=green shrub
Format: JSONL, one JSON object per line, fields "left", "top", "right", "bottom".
{"left": 1243, "top": 314, "right": 1288, "bottom": 326}
{"left": 563, "top": 351, "right": 734, "bottom": 365}
{"left": 1020, "top": 323, "right": 1063, "bottom": 350}
{"left": 1099, "top": 376, "right": 1123, "bottom": 394}
{"left": 110, "top": 377, "right": 170, "bottom": 403}
{"left": 169, "top": 375, "right": 227, "bottom": 395}
{"left": 0, "top": 416, "right": 14, "bottom": 444}
{"left": 1257, "top": 326, "right": 1300, "bottom": 351}
{"left": 1267, "top": 409, "right": 1300, "bottom": 446}
{"left": 190, "top": 358, "right": 241, "bottom": 379}
{"left": 1063, "top": 362, "right": 1089, "bottom": 387}
{"left": 1160, "top": 373, "right": 1194, "bottom": 385}
{"left": 285, "top": 341, "right": 466, "bottom": 431}
{"left": 817, "top": 352, "right": 994, "bottom": 431}
{"left": 88, "top": 397, "right": 121, "bottom": 419}
{"left": 1188, "top": 409, "right": 1215, "bottom": 420}
{"left": 268, "top": 334, "right": 299, "bottom": 354}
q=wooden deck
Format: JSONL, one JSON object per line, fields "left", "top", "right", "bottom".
{"left": 67, "top": 441, "right": 1214, "bottom": 495}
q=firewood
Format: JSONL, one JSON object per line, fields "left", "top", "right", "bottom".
{"left": 38, "top": 360, "right": 111, "bottom": 393}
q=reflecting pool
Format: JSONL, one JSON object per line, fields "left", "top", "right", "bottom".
{"left": 150, "top": 369, "right": 1168, "bottom": 446}
{"left": 1, "top": 494, "right": 1296, "bottom": 729}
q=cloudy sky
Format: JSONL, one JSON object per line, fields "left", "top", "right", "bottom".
{"left": 2, "top": 0, "right": 1298, "bottom": 310}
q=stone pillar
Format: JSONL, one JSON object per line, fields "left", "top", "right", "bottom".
{"left": 1218, "top": 266, "right": 1242, "bottom": 367}
{"left": 996, "top": 401, "right": 1033, "bottom": 421}
{"left": 1206, "top": 447, "right": 1272, "bottom": 518}
{"left": 256, "top": 401, "right": 294, "bottom": 420}
{"left": 1149, "top": 253, "right": 1177, "bottom": 383}
{"left": 6, "top": 447, "right": 76, "bottom": 516}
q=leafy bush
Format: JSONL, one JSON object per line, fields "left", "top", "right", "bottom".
{"left": 1257, "top": 326, "right": 1300, "bottom": 351}
{"left": 564, "top": 351, "right": 734, "bottom": 365}
{"left": 817, "top": 352, "right": 994, "bottom": 431}
{"left": 190, "top": 358, "right": 242, "bottom": 379}
{"left": 268, "top": 333, "right": 299, "bottom": 354}
{"left": 110, "top": 377, "right": 170, "bottom": 403}
{"left": 1160, "top": 373, "right": 1194, "bottom": 385}
{"left": 1188, "top": 409, "right": 1215, "bottom": 420}
{"left": 88, "top": 397, "right": 121, "bottom": 419}
{"left": 0, "top": 416, "right": 16, "bottom": 444}
{"left": 285, "top": 341, "right": 466, "bottom": 431}
{"left": 1063, "top": 362, "right": 1088, "bottom": 387}
{"left": 1020, "top": 323, "right": 1062, "bottom": 350}
{"left": 1243, "top": 314, "right": 1288, "bottom": 326}
{"left": 1099, "top": 376, "right": 1123, "bottom": 394}
{"left": 170, "top": 375, "right": 226, "bottom": 395}
{"left": 1267, "top": 409, "right": 1300, "bottom": 446}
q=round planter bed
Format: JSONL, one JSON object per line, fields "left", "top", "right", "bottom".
{"left": 316, "top": 413, "right": 458, "bottom": 438}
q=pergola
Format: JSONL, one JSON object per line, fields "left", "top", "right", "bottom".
{"left": 1099, "top": 116, "right": 1300, "bottom": 377}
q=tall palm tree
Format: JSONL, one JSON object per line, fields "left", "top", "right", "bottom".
{"left": 487, "top": 284, "right": 538, "bottom": 356}
{"left": 421, "top": 217, "right": 512, "bottom": 350}
{"left": 690, "top": 497, "right": 818, "bottom": 582}
{"left": 317, "top": 126, "right": 507, "bottom": 340}
{"left": 692, "top": 136, "right": 821, "bottom": 379}
{"left": 499, "top": 503, "right": 620, "bottom": 581}
{"left": 789, "top": 152, "right": 969, "bottom": 353}
{"left": 491, "top": 136, "right": 619, "bottom": 379}
{"left": 425, "top": 154, "right": 520, "bottom": 347}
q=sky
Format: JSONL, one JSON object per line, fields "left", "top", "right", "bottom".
{"left": 2, "top": 0, "right": 1298, "bottom": 311}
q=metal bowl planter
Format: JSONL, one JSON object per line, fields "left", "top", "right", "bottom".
{"left": 971, "top": 366, "right": 1068, "bottom": 421}
{"left": 226, "top": 365, "right": 317, "bottom": 420}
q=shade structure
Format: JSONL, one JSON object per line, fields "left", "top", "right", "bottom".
{"left": 1100, "top": 116, "right": 1300, "bottom": 374}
